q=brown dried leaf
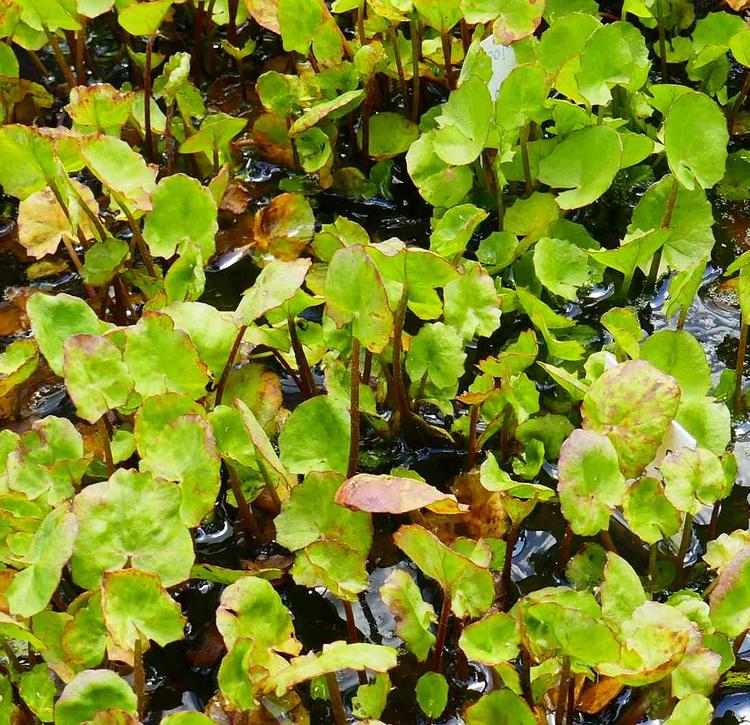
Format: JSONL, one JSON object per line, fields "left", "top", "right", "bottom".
{"left": 577, "top": 678, "right": 625, "bottom": 715}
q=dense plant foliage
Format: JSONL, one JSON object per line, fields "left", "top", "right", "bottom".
{"left": 1, "top": 0, "right": 750, "bottom": 722}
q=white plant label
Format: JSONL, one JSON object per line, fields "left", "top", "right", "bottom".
{"left": 480, "top": 36, "right": 517, "bottom": 99}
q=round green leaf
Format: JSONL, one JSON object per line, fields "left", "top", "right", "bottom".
{"left": 366, "top": 112, "right": 419, "bottom": 160}
{"left": 415, "top": 672, "right": 448, "bottom": 719}
{"left": 557, "top": 429, "right": 626, "bottom": 536}
{"left": 63, "top": 335, "right": 134, "bottom": 423}
{"left": 71, "top": 469, "right": 194, "bottom": 589}
{"left": 406, "top": 132, "right": 473, "bottom": 207}
{"left": 279, "top": 396, "right": 350, "bottom": 475}
{"left": 664, "top": 91, "right": 728, "bottom": 191}
{"left": 465, "top": 689, "right": 536, "bottom": 725}
{"left": 143, "top": 174, "right": 218, "bottom": 260}
{"left": 537, "top": 125, "right": 622, "bottom": 209}
{"left": 101, "top": 569, "right": 185, "bottom": 655}
{"left": 54, "top": 671, "right": 136, "bottom": 725}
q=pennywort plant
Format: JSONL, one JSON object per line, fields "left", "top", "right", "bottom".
{"left": 0, "top": 0, "right": 749, "bottom": 722}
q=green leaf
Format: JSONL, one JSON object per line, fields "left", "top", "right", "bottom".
{"left": 537, "top": 125, "right": 622, "bottom": 209}
{"left": 394, "top": 524, "right": 493, "bottom": 618}
{"left": 366, "top": 112, "right": 419, "bottom": 160}
{"left": 279, "top": 396, "right": 350, "bottom": 475}
{"left": 415, "top": 672, "right": 448, "bottom": 719}
{"left": 0, "top": 339, "right": 38, "bottom": 398}
{"left": 117, "top": 0, "right": 171, "bottom": 35}
{"left": 291, "top": 540, "right": 369, "bottom": 600}
{"left": 430, "top": 204, "right": 487, "bottom": 259}
{"left": 218, "top": 640, "right": 258, "bottom": 712}
{"left": 465, "top": 689, "right": 536, "bottom": 725}
{"left": 290, "top": 89, "right": 363, "bottom": 136}
{"left": 80, "top": 135, "right": 158, "bottom": 212}
{"left": 0, "top": 124, "right": 57, "bottom": 200}
{"left": 459, "top": 612, "right": 520, "bottom": 665}
{"left": 65, "top": 84, "right": 132, "bottom": 135}
{"left": 295, "top": 127, "right": 331, "bottom": 173}
{"left": 236, "top": 258, "right": 311, "bottom": 325}
{"left": 71, "top": 469, "right": 194, "bottom": 589}
{"left": 640, "top": 330, "right": 710, "bottom": 399}
{"left": 179, "top": 113, "right": 247, "bottom": 163}
{"left": 81, "top": 238, "right": 130, "bottom": 286}
{"left": 253, "top": 192, "right": 314, "bottom": 261}
{"left": 664, "top": 695, "right": 713, "bottom": 725}
{"left": 269, "top": 641, "right": 398, "bottom": 696}
{"left": 575, "top": 21, "right": 649, "bottom": 105}
{"left": 63, "top": 335, "right": 134, "bottom": 423}
{"left": 162, "top": 302, "right": 237, "bottom": 380}
{"left": 622, "top": 476, "right": 681, "bottom": 544}
{"left": 582, "top": 360, "right": 681, "bottom": 478}
{"left": 352, "top": 673, "right": 390, "bottom": 720}
{"left": 276, "top": 471, "right": 372, "bottom": 554}
{"left": 124, "top": 312, "right": 209, "bottom": 399}
{"left": 54, "top": 671, "right": 136, "bottom": 725}
{"left": 143, "top": 174, "right": 218, "bottom": 260}
{"left": 406, "top": 131, "right": 473, "bottom": 207}
{"left": 27, "top": 292, "right": 114, "bottom": 376}
{"left": 664, "top": 90, "right": 728, "bottom": 190}
{"left": 492, "top": 0, "right": 544, "bottom": 44}
{"left": 277, "top": 0, "right": 321, "bottom": 54}
{"left": 379, "top": 569, "right": 436, "bottom": 662}
{"left": 629, "top": 175, "right": 714, "bottom": 272}
{"left": 216, "top": 576, "right": 301, "bottom": 653}
{"left": 599, "top": 601, "right": 691, "bottom": 685}
{"left": 7, "top": 505, "right": 77, "bottom": 617}
{"left": 433, "top": 77, "right": 493, "bottom": 166}
{"left": 444, "top": 264, "right": 501, "bottom": 340}
{"left": 533, "top": 236, "right": 592, "bottom": 299}
{"left": 601, "top": 307, "right": 642, "bottom": 360}
{"left": 405, "top": 322, "right": 466, "bottom": 390}
{"left": 325, "top": 244, "right": 392, "bottom": 352}
{"left": 600, "top": 552, "right": 646, "bottom": 624}
{"left": 557, "top": 429, "right": 626, "bottom": 535}
{"left": 660, "top": 447, "right": 729, "bottom": 515}
{"left": 7, "top": 417, "right": 89, "bottom": 504}
{"left": 19, "top": 664, "right": 56, "bottom": 722}
{"left": 101, "top": 569, "right": 185, "bottom": 656}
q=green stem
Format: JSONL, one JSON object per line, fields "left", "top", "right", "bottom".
{"left": 728, "top": 70, "right": 750, "bottom": 135}
{"left": 467, "top": 403, "right": 479, "bottom": 469}
{"left": 356, "top": 0, "right": 365, "bottom": 45}
{"left": 325, "top": 672, "right": 347, "bottom": 725}
{"left": 554, "top": 656, "right": 570, "bottom": 725}
{"left": 97, "top": 417, "right": 114, "bottom": 476}
{"left": 674, "top": 513, "right": 693, "bottom": 587}
{"left": 520, "top": 124, "right": 533, "bottom": 196}
{"left": 143, "top": 35, "right": 155, "bottom": 163}
{"left": 348, "top": 338, "right": 361, "bottom": 478}
{"left": 44, "top": 27, "right": 77, "bottom": 89}
{"left": 75, "top": 16, "right": 86, "bottom": 85}
{"left": 215, "top": 324, "right": 247, "bottom": 407}
{"left": 391, "top": 289, "right": 412, "bottom": 427}
{"left": 648, "top": 543, "right": 658, "bottom": 593}
{"left": 112, "top": 192, "right": 157, "bottom": 277}
{"left": 388, "top": 27, "right": 408, "bottom": 112}
{"left": 500, "top": 525, "right": 518, "bottom": 610}
{"left": 656, "top": 0, "right": 667, "bottom": 79}
{"left": 440, "top": 30, "right": 454, "bottom": 90}
{"left": 736, "top": 321, "right": 748, "bottom": 413}
{"left": 134, "top": 634, "right": 146, "bottom": 719}
{"left": 287, "top": 313, "right": 316, "bottom": 399}
{"left": 432, "top": 591, "right": 451, "bottom": 674}
{"left": 227, "top": 467, "right": 262, "bottom": 540}
{"left": 410, "top": 12, "right": 421, "bottom": 121}
{"left": 646, "top": 176, "right": 679, "bottom": 290}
